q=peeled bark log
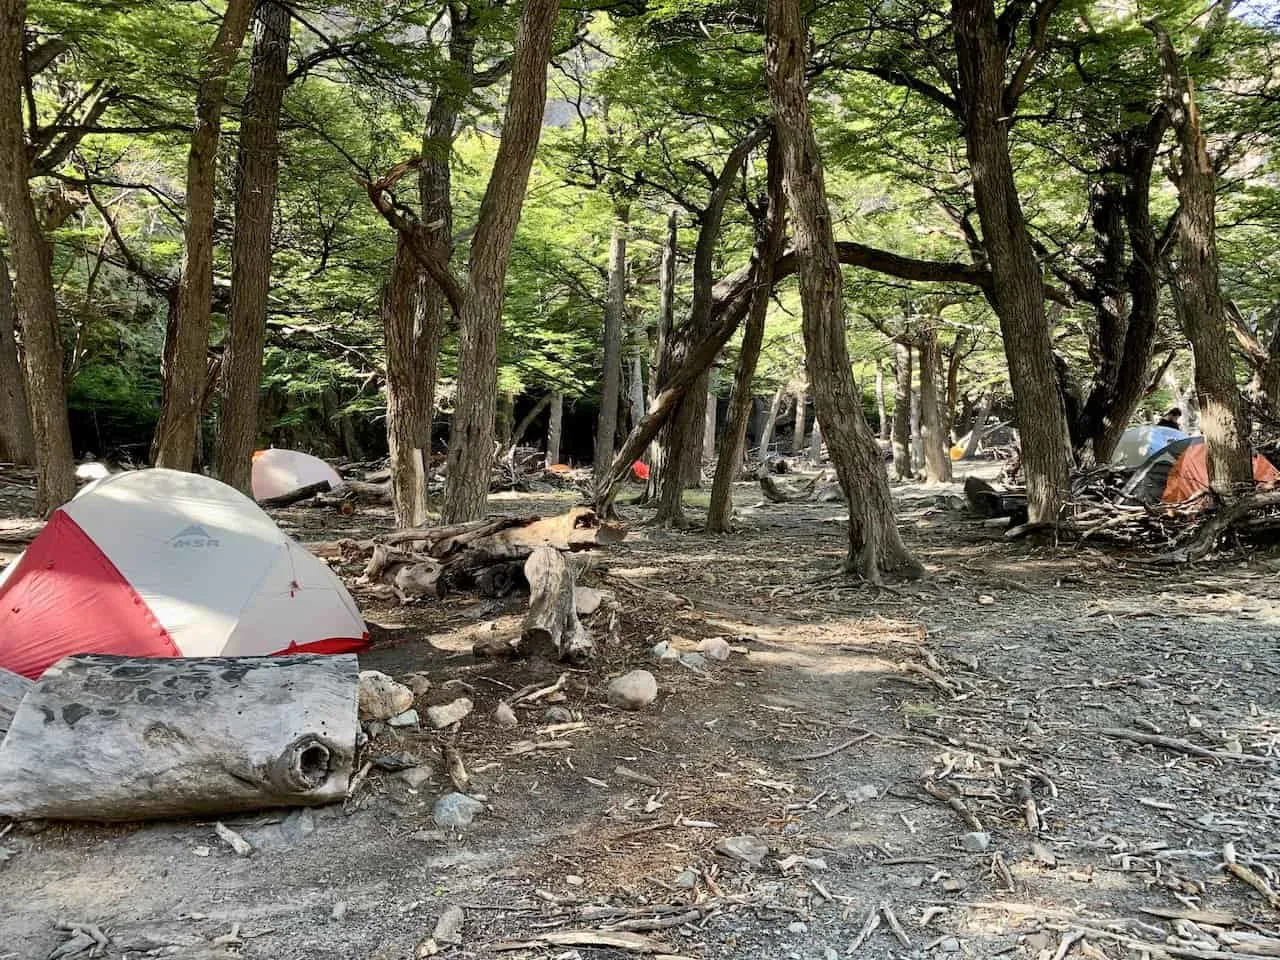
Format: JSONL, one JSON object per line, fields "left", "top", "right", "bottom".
{"left": 0, "top": 252, "right": 33, "bottom": 465}
{"left": 892, "top": 341, "right": 913, "bottom": 480}
{"left": 0, "top": 665, "right": 32, "bottom": 738}
{"left": 522, "top": 546, "right": 591, "bottom": 662}
{"left": 257, "top": 478, "right": 332, "bottom": 508}
{"left": 0, "top": 654, "right": 358, "bottom": 821}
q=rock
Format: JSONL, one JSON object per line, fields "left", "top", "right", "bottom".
{"left": 607, "top": 670, "right": 657, "bottom": 710}
{"left": 675, "top": 868, "right": 698, "bottom": 889}
{"left": 358, "top": 671, "right": 415, "bottom": 721}
{"left": 787, "top": 921, "right": 808, "bottom": 935}
{"left": 388, "top": 709, "right": 420, "bottom": 728}
{"left": 494, "top": 702, "right": 518, "bottom": 728}
{"left": 824, "top": 949, "right": 839, "bottom": 960}
{"left": 331, "top": 901, "right": 348, "bottom": 922}
{"left": 402, "top": 672, "right": 433, "bottom": 697}
{"left": 427, "top": 697, "right": 473, "bottom": 729}
{"left": 433, "top": 905, "right": 464, "bottom": 945}
{"left": 397, "top": 766, "right": 433, "bottom": 790}
{"left": 715, "top": 835, "right": 769, "bottom": 867}
{"left": 1009, "top": 702, "right": 1032, "bottom": 719}
{"left": 1030, "top": 842, "right": 1057, "bottom": 867}
{"left": 678, "top": 652, "right": 707, "bottom": 670}
{"left": 961, "top": 831, "right": 991, "bottom": 853}
{"left": 939, "top": 937, "right": 961, "bottom": 953}
{"left": 280, "top": 808, "right": 315, "bottom": 843}
{"left": 941, "top": 878, "right": 967, "bottom": 893}
{"left": 847, "top": 783, "right": 878, "bottom": 803}
{"left": 651, "top": 641, "right": 679, "bottom": 661}
{"left": 697, "top": 637, "right": 731, "bottom": 661}
{"left": 543, "top": 706, "right": 573, "bottom": 724}
{"left": 433, "top": 793, "right": 485, "bottom": 829}
{"left": 574, "top": 586, "right": 604, "bottom": 616}
{"left": 373, "top": 752, "right": 419, "bottom": 772}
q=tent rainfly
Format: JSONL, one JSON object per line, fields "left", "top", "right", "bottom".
{"left": 1121, "top": 437, "right": 1280, "bottom": 505}
{"left": 1111, "top": 424, "right": 1188, "bottom": 467}
{"left": 251, "top": 448, "right": 344, "bottom": 502}
{"left": 0, "top": 469, "right": 367, "bottom": 679}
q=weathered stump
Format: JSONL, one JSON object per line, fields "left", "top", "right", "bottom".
{"left": 0, "top": 653, "right": 359, "bottom": 821}
{"left": 521, "top": 546, "right": 592, "bottom": 662}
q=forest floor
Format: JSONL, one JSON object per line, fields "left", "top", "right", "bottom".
{"left": 3, "top": 466, "right": 1280, "bottom": 960}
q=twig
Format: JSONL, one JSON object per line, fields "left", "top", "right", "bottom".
{"left": 1051, "top": 929, "right": 1084, "bottom": 960}
{"left": 1097, "top": 727, "right": 1256, "bottom": 762}
{"left": 788, "top": 733, "right": 872, "bottom": 761}
{"left": 880, "top": 905, "right": 911, "bottom": 947}
{"left": 847, "top": 907, "right": 881, "bottom": 952}
{"left": 922, "top": 780, "right": 985, "bottom": 831}
{"left": 1222, "top": 843, "right": 1280, "bottom": 909}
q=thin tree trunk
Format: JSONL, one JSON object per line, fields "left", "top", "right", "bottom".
{"left": 509, "top": 393, "right": 551, "bottom": 451}
{"left": 151, "top": 0, "right": 255, "bottom": 470}
{"left": 628, "top": 347, "right": 645, "bottom": 430}
{"left": 594, "top": 204, "right": 628, "bottom": 486}
{"left": 703, "top": 370, "right": 718, "bottom": 460}
{"left": 919, "top": 325, "right": 953, "bottom": 482}
{"left": 875, "top": 361, "right": 888, "bottom": 442}
{"left": 0, "top": 0, "right": 74, "bottom": 510}
{"left": 758, "top": 385, "right": 785, "bottom": 458}
{"left": 962, "top": 390, "right": 994, "bottom": 459}
{"left": 643, "top": 209, "right": 678, "bottom": 501}
{"left": 214, "top": 0, "right": 289, "bottom": 496}
{"left": 441, "top": 0, "right": 561, "bottom": 524}
{"left": 707, "top": 135, "right": 785, "bottom": 533}
{"left": 892, "top": 341, "right": 913, "bottom": 481}
{"left": 0, "top": 251, "right": 34, "bottom": 464}
{"left": 1152, "top": 19, "right": 1251, "bottom": 492}
{"left": 952, "top": 0, "right": 1073, "bottom": 522}
{"left": 546, "top": 392, "right": 563, "bottom": 466}
{"left": 910, "top": 383, "right": 923, "bottom": 470}
{"left": 809, "top": 418, "right": 823, "bottom": 462}
{"left": 792, "top": 389, "right": 807, "bottom": 455}
{"left": 766, "top": 0, "right": 921, "bottom": 580}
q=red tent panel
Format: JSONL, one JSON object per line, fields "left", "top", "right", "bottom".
{"left": 1162, "top": 444, "right": 1280, "bottom": 503}
{"left": 0, "top": 511, "right": 178, "bottom": 679}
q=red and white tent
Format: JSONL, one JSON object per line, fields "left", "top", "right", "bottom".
{"left": 252, "top": 448, "right": 344, "bottom": 502}
{"left": 0, "top": 469, "right": 367, "bottom": 679}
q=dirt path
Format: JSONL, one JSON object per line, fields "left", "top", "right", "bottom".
{"left": 3, "top": 477, "right": 1279, "bottom": 960}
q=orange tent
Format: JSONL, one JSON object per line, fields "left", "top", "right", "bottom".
{"left": 1162, "top": 442, "right": 1280, "bottom": 503}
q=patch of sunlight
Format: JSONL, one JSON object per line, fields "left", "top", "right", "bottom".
{"left": 900, "top": 701, "right": 939, "bottom": 718}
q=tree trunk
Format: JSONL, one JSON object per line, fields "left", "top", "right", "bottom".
{"left": 919, "top": 325, "right": 953, "bottom": 482}
{"left": 962, "top": 390, "right": 994, "bottom": 459}
{"left": 792, "top": 389, "right": 807, "bottom": 455}
{"left": 521, "top": 546, "right": 592, "bottom": 662}
{"left": 594, "top": 204, "right": 628, "bottom": 486}
{"left": 646, "top": 208, "right": 678, "bottom": 493}
{"left": 875, "top": 361, "right": 888, "bottom": 441}
{"left": 1152, "top": 22, "right": 1251, "bottom": 492}
{"left": 151, "top": 0, "right": 255, "bottom": 471}
{"left": 0, "top": 251, "right": 34, "bottom": 464}
{"left": 765, "top": 0, "right": 921, "bottom": 581}
{"left": 707, "top": 135, "right": 785, "bottom": 533}
{"left": 809, "top": 417, "right": 823, "bottom": 462}
{"left": 952, "top": 0, "right": 1073, "bottom": 523}
{"left": 628, "top": 346, "right": 645, "bottom": 431}
{"left": 758, "top": 385, "right": 785, "bottom": 458}
{"left": 703, "top": 369, "right": 718, "bottom": 460}
{"left": 892, "top": 341, "right": 913, "bottom": 480}
{"left": 509, "top": 393, "right": 551, "bottom": 451}
{"left": 546, "top": 392, "right": 563, "bottom": 466}
{"left": 0, "top": 0, "right": 75, "bottom": 511}
{"left": 214, "top": 0, "right": 289, "bottom": 495}
{"left": 441, "top": 0, "right": 561, "bottom": 524}
{"left": 910, "top": 382, "right": 923, "bottom": 470}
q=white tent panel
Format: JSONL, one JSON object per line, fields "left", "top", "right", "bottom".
{"left": 252, "top": 449, "right": 344, "bottom": 501}
{"left": 1111, "top": 425, "right": 1188, "bottom": 467}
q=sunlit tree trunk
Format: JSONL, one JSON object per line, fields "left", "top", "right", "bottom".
{"left": 919, "top": 324, "right": 953, "bottom": 482}
{"left": 702, "top": 370, "right": 718, "bottom": 460}
{"left": 215, "top": 0, "right": 289, "bottom": 495}
{"left": 791, "top": 388, "right": 806, "bottom": 455}
{"left": 758, "top": 385, "right": 785, "bottom": 458}
{"left": 643, "top": 209, "right": 678, "bottom": 503}
{"left": 962, "top": 391, "right": 993, "bottom": 459}
{"left": 875, "top": 361, "right": 888, "bottom": 441}
{"left": 152, "top": 0, "right": 255, "bottom": 470}
{"left": 892, "top": 341, "right": 913, "bottom": 481}
{"left": 546, "top": 392, "right": 563, "bottom": 466}
{"left": 594, "top": 203, "right": 628, "bottom": 486}
{"left": 0, "top": 251, "right": 34, "bottom": 464}
{"left": 766, "top": 0, "right": 921, "bottom": 580}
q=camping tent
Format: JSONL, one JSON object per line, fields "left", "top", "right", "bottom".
{"left": 1111, "top": 424, "right": 1188, "bottom": 466}
{"left": 251, "top": 448, "right": 344, "bottom": 502}
{"left": 0, "top": 469, "right": 367, "bottom": 679}
{"left": 1122, "top": 437, "right": 1280, "bottom": 504}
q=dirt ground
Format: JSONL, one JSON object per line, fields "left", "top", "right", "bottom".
{"left": 3, "top": 466, "right": 1280, "bottom": 960}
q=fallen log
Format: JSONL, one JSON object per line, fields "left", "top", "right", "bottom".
{"left": 759, "top": 474, "right": 815, "bottom": 503}
{"left": 257, "top": 479, "right": 332, "bottom": 509}
{"left": 0, "top": 653, "right": 359, "bottom": 821}
{"left": 0, "top": 666, "right": 32, "bottom": 739}
{"left": 521, "top": 546, "right": 592, "bottom": 662}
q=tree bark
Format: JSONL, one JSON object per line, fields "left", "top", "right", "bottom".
{"left": 509, "top": 393, "right": 551, "bottom": 451}
{"left": 919, "top": 324, "right": 953, "bottom": 482}
{"left": 707, "top": 135, "right": 785, "bottom": 533}
{"left": 214, "top": 1, "right": 289, "bottom": 495}
{"left": 809, "top": 417, "right": 823, "bottom": 462}
{"left": 792, "top": 388, "right": 807, "bottom": 455}
{"left": 1152, "top": 21, "right": 1251, "bottom": 492}
{"left": 151, "top": 0, "right": 255, "bottom": 470}
{"left": 648, "top": 208, "right": 678, "bottom": 487}
{"left": 910, "top": 379, "right": 923, "bottom": 470}
{"left": 758, "top": 385, "right": 785, "bottom": 458}
{"left": 0, "top": 0, "right": 75, "bottom": 511}
{"left": 952, "top": 0, "right": 1073, "bottom": 522}
{"left": 703, "top": 369, "right": 718, "bottom": 460}
{"left": 546, "top": 392, "right": 563, "bottom": 466}
{"left": 0, "top": 251, "right": 34, "bottom": 464}
{"left": 892, "top": 340, "right": 913, "bottom": 480}
{"left": 441, "top": 0, "right": 561, "bottom": 524}
{"left": 875, "top": 361, "right": 888, "bottom": 441}
{"left": 594, "top": 203, "right": 628, "bottom": 487}
{"left": 766, "top": 0, "right": 921, "bottom": 580}
{"left": 962, "top": 390, "right": 994, "bottom": 459}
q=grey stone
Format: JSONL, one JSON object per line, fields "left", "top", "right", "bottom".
{"left": 574, "top": 586, "right": 604, "bottom": 616}
{"left": 787, "top": 922, "right": 808, "bottom": 935}
{"left": 330, "top": 901, "right": 348, "bottom": 922}
{"left": 433, "top": 905, "right": 464, "bottom": 945}
{"left": 679, "top": 652, "right": 707, "bottom": 670}
{"left": 847, "top": 783, "right": 878, "bottom": 803}
{"left": 427, "top": 697, "right": 474, "bottom": 729}
{"left": 675, "top": 868, "right": 698, "bottom": 889}
{"left": 373, "top": 752, "right": 419, "bottom": 772}
{"left": 651, "top": 641, "right": 679, "bottom": 661}
{"left": 715, "top": 835, "right": 769, "bottom": 867}
{"left": 939, "top": 937, "right": 962, "bottom": 953}
{"left": 402, "top": 672, "right": 433, "bottom": 697}
{"left": 494, "top": 702, "right": 518, "bottom": 728}
{"left": 961, "top": 831, "right": 991, "bottom": 853}
{"left": 388, "top": 709, "right": 420, "bottom": 728}
{"left": 358, "top": 671, "right": 414, "bottom": 721}
{"left": 824, "top": 949, "right": 839, "bottom": 960}
{"left": 607, "top": 670, "right": 658, "bottom": 710}
{"left": 433, "top": 793, "right": 485, "bottom": 829}
{"left": 280, "top": 808, "right": 315, "bottom": 844}
{"left": 543, "top": 706, "right": 574, "bottom": 724}
{"left": 697, "top": 637, "right": 732, "bottom": 661}
{"left": 397, "top": 766, "right": 433, "bottom": 790}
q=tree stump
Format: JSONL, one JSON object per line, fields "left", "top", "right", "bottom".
{"left": 521, "top": 546, "right": 592, "bottom": 662}
{"left": 0, "top": 653, "right": 359, "bottom": 821}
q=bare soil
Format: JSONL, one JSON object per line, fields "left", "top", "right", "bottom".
{"left": 3, "top": 469, "right": 1279, "bottom": 960}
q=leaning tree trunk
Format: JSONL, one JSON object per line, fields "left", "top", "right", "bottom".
{"left": 0, "top": 0, "right": 75, "bottom": 511}
{"left": 962, "top": 390, "right": 994, "bottom": 459}
{"left": 1152, "top": 21, "right": 1252, "bottom": 492}
{"left": 758, "top": 385, "right": 786, "bottom": 458}
{"left": 214, "top": 0, "right": 289, "bottom": 496}
{"left": 766, "top": 0, "right": 922, "bottom": 581}
{"left": 441, "top": 0, "right": 561, "bottom": 524}
{"left": 707, "top": 135, "right": 785, "bottom": 533}
{"left": 0, "top": 251, "right": 34, "bottom": 464}
{"left": 875, "top": 361, "right": 888, "bottom": 441}
{"left": 919, "top": 325, "right": 953, "bottom": 482}
{"left": 546, "top": 392, "right": 563, "bottom": 466}
{"left": 952, "top": 0, "right": 1073, "bottom": 523}
{"left": 594, "top": 203, "right": 628, "bottom": 488}
{"left": 892, "top": 341, "right": 913, "bottom": 480}
{"left": 151, "top": 0, "right": 255, "bottom": 471}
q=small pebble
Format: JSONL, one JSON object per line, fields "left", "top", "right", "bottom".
{"left": 678, "top": 652, "right": 707, "bottom": 670}
{"left": 939, "top": 937, "right": 962, "bottom": 953}
{"left": 397, "top": 765, "right": 432, "bottom": 790}
{"left": 697, "top": 636, "right": 731, "bottom": 661}
{"left": 493, "top": 702, "right": 518, "bottom": 728}
{"left": 330, "top": 901, "right": 348, "bottom": 922}
{"left": 824, "top": 949, "right": 839, "bottom": 960}
{"left": 543, "top": 706, "right": 573, "bottom": 724}
{"left": 787, "top": 921, "right": 808, "bottom": 934}
{"left": 427, "top": 697, "right": 473, "bottom": 729}
{"left": 388, "top": 709, "right": 419, "bottom": 728}
{"left": 433, "top": 792, "right": 485, "bottom": 829}
{"left": 675, "top": 868, "right": 698, "bottom": 889}
{"left": 607, "top": 670, "right": 658, "bottom": 710}
{"left": 715, "top": 835, "right": 769, "bottom": 867}
{"left": 961, "top": 831, "right": 991, "bottom": 853}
